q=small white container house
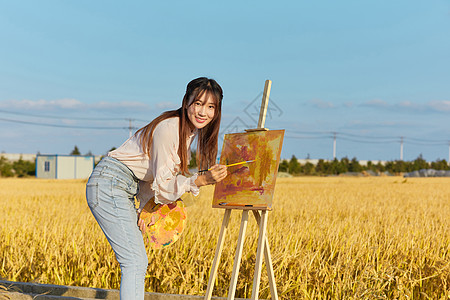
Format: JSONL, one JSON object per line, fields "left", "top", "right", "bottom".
{"left": 36, "top": 155, "right": 95, "bottom": 179}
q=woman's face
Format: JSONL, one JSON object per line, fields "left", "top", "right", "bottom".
{"left": 187, "top": 92, "right": 216, "bottom": 130}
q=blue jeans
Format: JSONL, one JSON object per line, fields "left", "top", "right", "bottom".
{"left": 86, "top": 156, "right": 148, "bottom": 300}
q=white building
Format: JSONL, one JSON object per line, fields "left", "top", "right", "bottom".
{"left": 36, "top": 155, "right": 95, "bottom": 179}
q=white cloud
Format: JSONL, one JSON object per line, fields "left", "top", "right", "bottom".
{"left": 345, "top": 119, "right": 409, "bottom": 129}
{"left": 363, "top": 99, "right": 389, "bottom": 108}
{"left": 428, "top": 100, "right": 450, "bottom": 112}
{"left": 91, "top": 101, "right": 149, "bottom": 110}
{"left": 363, "top": 99, "right": 450, "bottom": 114}
{"left": 398, "top": 101, "right": 415, "bottom": 108}
{"left": 309, "top": 99, "right": 334, "bottom": 109}
{"left": 344, "top": 102, "right": 354, "bottom": 108}
{"left": 0, "top": 98, "right": 83, "bottom": 110}
{"left": 0, "top": 98, "right": 151, "bottom": 112}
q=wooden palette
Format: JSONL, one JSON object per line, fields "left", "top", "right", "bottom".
{"left": 140, "top": 198, "right": 187, "bottom": 249}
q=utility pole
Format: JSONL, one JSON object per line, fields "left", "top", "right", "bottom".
{"left": 400, "top": 136, "right": 404, "bottom": 161}
{"left": 126, "top": 118, "right": 136, "bottom": 137}
{"left": 332, "top": 132, "right": 337, "bottom": 160}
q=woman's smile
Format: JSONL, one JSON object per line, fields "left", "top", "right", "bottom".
{"left": 187, "top": 92, "right": 216, "bottom": 129}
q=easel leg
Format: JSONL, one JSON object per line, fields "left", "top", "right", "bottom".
{"left": 204, "top": 209, "right": 232, "bottom": 300}
{"left": 227, "top": 210, "right": 249, "bottom": 300}
{"left": 251, "top": 210, "right": 268, "bottom": 300}
{"left": 252, "top": 211, "right": 278, "bottom": 300}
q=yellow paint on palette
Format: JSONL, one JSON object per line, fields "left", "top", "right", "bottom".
{"left": 140, "top": 198, "right": 187, "bottom": 249}
{"left": 213, "top": 130, "right": 285, "bottom": 210}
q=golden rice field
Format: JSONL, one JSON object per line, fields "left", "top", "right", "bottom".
{"left": 1, "top": 177, "right": 449, "bottom": 299}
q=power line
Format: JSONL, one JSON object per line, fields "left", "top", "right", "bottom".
{"left": 0, "top": 108, "right": 150, "bottom": 123}
{"left": 338, "top": 136, "right": 399, "bottom": 144}
{"left": 2, "top": 109, "right": 449, "bottom": 157}
{"left": 284, "top": 135, "right": 330, "bottom": 140}
{"left": 286, "top": 133, "right": 448, "bottom": 145}
{"left": 289, "top": 129, "right": 331, "bottom": 135}
{"left": 406, "top": 136, "right": 448, "bottom": 143}
{"left": 285, "top": 129, "right": 450, "bottom": 161}
{"left": 338, "top": 132, "right": 400, "bottom": 140}
{"left": 404, "top": 140, "right": 449, "bottom": 146}
{"left": 289, "top": 130, "right": 400, "bottom": 140}
{"left": 287, "top": 130, "right": 449, "bottom": 144}
{"left": 0, "top": 117, "right": 125, "bottom": 130}
{"left": 0, "top": 108, "right": 118, "bottom": 121}
{"left": 286, "top": 133, "right": 398, "bottom": 144}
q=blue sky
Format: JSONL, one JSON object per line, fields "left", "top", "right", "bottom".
{"left": 1, "top": 0, "right": 449, "bottom": 162}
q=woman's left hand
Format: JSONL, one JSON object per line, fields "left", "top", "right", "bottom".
{"left": 137, "top": 213, "right": 146, "bottom": 233}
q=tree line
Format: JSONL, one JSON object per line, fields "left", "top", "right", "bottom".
{"left": 279, "top": 155, "right": 450, "bottom": 176}
{"left": 1, "top": 146, "right": 449, "bottom": 177}
{"left": 0, "top": 156, "right": 35, "bottom": 177}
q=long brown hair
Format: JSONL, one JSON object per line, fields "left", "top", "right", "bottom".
{"left": 135, "top": 77, "right": 223, "bottom": 174}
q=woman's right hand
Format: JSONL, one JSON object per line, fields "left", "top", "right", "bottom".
{"left": 195, "top": 164, "right": 228, "bottom": 186}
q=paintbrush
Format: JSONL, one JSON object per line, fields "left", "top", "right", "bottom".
{"left": 198, "top": 160, "right": 255, "bottom": 172}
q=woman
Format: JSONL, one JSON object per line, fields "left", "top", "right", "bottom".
{"left": 86, "top": 77, "right": 227, "bottom": 300}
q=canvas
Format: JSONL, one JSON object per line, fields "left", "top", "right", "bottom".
{"left": 212, "top": 130, "right": 284, "bottom": 210}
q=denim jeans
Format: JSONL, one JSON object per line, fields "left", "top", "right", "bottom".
{"left": 86, "top": 156, "right": 148, "bottom": 300}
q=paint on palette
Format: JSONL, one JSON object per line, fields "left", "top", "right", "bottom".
{"left": 140, "top": 198, "right": 187, "bottom": 250}
{"left": 213, "top": 130, "right": 284, "bottom": 210}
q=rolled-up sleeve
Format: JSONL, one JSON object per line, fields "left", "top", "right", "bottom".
{"left": 149, "top": 122, "right": 199, "bottom": 205}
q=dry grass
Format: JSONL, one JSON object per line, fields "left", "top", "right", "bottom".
{"left": 0, "top": 177, "right": 449, "bottom": 299}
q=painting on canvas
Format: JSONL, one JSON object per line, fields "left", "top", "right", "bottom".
{"left": 212, "top": 130, "right": 284, "bottom": 210}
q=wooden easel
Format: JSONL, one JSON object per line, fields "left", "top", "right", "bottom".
{"left": 204, "top": 80, "right": 278, "bottom": 300}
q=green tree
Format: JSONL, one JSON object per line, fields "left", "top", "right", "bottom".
{"left": 278, "top": 159, "right": 289, "bottom": 172}
{"left": 12, "top": 158, "right": 35, "bottom": 177}
{"left": 324, "top": 160, "right": 334, "bottom": 175}
{"left": 288, "top": 155, "right": 301, "bottom": 175}
{"left": 376, "top": 161, "right": 386, "bottom": 173}
{"left": 0, "top": 156, "right": 14, "bottom": 177}
{"left": 189, "top": 150, "right": 197, "bottom": 169}
{"left": 315, "top": 159, "right": 326, "bottom": 175}
{"left": 70, "top": 146, "right": 81, "bottom": 155}
{"left": 431, "top": 159, "right": 449, "bottom": 170}
{"left": 386, "top": 160, "right": 410, "bottom": 174}
{"left": 384, "top": 161, "right": 394, "bottom": 173}
{"left": 349, "top": 157, "right": 362, "bottom": 172}
{"left": 412, "top": 154, "right": 429, "bottom": 171}
{"left": 302, "top": 162, "right": 315, "bottom": 175}
{"left": 329, "top": 158, "right": 340, "bottom": 175}
{"left": 337, "top": 157, "right": 349, "bottom": 174}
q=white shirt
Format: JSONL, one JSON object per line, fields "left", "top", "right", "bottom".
{"left": 108, "top": 117, "right": 199, "bottom": 209}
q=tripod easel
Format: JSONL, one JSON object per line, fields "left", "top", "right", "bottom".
{"left": 204, "top": 80, "right": 278, "bottom": 300}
